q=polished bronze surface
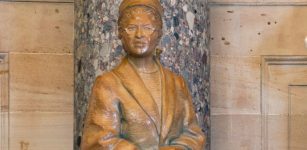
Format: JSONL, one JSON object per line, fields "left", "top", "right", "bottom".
{"left": 81, "top": 0, "right": 205, "bottom": 149}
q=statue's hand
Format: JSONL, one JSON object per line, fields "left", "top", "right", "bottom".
{"left": 159, "top": 146, "right": 185, "bottom": 150}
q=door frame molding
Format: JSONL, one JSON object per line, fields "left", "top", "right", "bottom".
{"left": 261, "top": 55, "right": 307, "bottom": 150}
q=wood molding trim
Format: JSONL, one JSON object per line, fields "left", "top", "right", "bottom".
{"left": 0, "top": 53, "right": 8, "bottom": 150}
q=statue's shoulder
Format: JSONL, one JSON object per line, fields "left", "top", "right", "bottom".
{"left": 162, "top": 67, "right": 177, "bottom": 76}
{"left": 93, "top": 70, "right": 119, "bottom": 88}
{"left": 162, "top": 67, "right": 186, "bottom": 87}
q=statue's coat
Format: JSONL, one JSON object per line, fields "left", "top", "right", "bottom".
{"left": 81, "top": 57, "right": 205, "bottom": 150}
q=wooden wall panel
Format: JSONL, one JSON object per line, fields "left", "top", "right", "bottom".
{"left": 0, "top": 2, "right": 73, "bottom": 53}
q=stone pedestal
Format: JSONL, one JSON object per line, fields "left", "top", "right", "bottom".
{"left": 75, "top": 0, "right": 210, "bottom": 149}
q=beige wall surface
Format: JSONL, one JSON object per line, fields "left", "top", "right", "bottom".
{"left": 209, "top": 0, "right": 307, "bottom": 5}
{"left": 0, "top": 1, "right": 74, "bottom": 150}
{"left": 0, "top": 54, "right": 9, "bottom": 150}
{"left": 0, "top": 2, "right": 73, "bottom": 53}
{"left": 210, "top": 1, "right": 307, "bottom": 150}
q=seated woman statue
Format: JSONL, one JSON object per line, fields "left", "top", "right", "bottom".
{"left": 81, "top": 0, "right": 206, "bottom": 149}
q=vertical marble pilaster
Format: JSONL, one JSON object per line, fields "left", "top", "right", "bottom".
{"left": 75, "top": 0, "right": 210, "bottom": 149}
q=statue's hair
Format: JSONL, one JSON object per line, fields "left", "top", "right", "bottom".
{"left": 118, "top": 5, "right": 163, "bottom": 29}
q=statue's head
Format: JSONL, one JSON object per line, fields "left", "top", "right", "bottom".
{"left": 118, "top": 0, "right": 163, "bottom": 58}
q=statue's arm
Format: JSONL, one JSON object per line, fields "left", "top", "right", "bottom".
{"left": 81, "top": 76, "right": 138, "bottom": 150}
{"left": 169, "top": 78, "right": 206, "bottom": 150}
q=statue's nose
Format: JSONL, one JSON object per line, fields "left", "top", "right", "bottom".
{"left": 135, "top": 27, "right": 145, "bottom": 38}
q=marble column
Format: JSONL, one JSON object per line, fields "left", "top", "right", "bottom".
{"left": 74, "top": 0, "right": 210, "bottom": 149}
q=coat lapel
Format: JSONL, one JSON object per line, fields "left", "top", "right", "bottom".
{"left": 113, "top": 57, "right": 161, "bottom": 134}
{"left": 157, "top": 62, "right": 176, "bottom": 143}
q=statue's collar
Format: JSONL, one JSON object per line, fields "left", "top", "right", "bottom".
{"left": 113, "top": 56, "right": 176, "bottom": 141}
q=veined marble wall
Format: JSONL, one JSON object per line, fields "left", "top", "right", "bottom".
{"left": 74, "top": 0, "right": 210, "bottom": 149}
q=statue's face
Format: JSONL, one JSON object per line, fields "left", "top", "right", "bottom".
{"left": 119, "top": 7, "right": 162, "bottom": 58}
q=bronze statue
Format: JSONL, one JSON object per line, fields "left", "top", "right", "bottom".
{"left": 81, "top": 0, "right": 206, "bottom": 149}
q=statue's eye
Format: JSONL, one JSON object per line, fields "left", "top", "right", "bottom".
{"left": 124, "top": 25, "right": 156, "bottom": 35}
{"left": 126, "top": 26, "right": 137, "bottom": 32}
{"left": 143, "top": 26, "right": 155, "bottom": 31}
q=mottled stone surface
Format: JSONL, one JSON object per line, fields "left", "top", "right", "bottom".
{"left": 74, "top": 0, "right": 210, "bottom": 149}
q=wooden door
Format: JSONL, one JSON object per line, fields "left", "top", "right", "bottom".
{"left": 209, "top": 1, "right": 307, "bottom": 150}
